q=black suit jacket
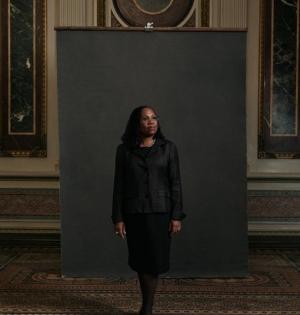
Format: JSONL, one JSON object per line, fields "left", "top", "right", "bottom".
{"left": 111, "top": 137, "right": 187, "bottom": 224}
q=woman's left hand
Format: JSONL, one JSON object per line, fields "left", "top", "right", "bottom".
{"left": 169, "top": 219, "right": 181, "bottom": 235}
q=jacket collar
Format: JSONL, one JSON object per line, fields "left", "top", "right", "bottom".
{"left": 131, "top": 137, "right": 167, "bottom": 160}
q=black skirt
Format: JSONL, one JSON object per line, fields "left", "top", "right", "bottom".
{"left": 123, "top": 212, "right": 172, "bottom": 275}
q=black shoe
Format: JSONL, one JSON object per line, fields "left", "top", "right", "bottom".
{"left": 138, "top": 307, "right": 152, "bottom": 315}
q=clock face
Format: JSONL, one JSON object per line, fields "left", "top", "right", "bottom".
{"left": 134, "top": 0, "right": 173, "bottom": 13}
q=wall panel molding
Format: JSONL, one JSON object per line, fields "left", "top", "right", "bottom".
{"left": 210, "top": 0, "right": 247, "bottom": 28}
{"left": 0, "top": 219, "right": 60, "bottom": 233}
{"left": 58, "top": 0, "right": 97, "bottom": 26}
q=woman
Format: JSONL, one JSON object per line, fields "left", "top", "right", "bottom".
{"left": 111, "top": 106, "right": 186, "bottom": 315}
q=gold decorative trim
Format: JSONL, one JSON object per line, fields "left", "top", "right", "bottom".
{"left": 274, "top": 153, "right": 297, "bottom": 159}
{"left": 132, "top": 0, "right": 174, "bottom": 15}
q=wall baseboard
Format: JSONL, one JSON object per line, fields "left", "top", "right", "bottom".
{"left": 0, "top": 233, "right": 299, "bottom": 249}
{"left": 0, "top": 233, "right": 60, "bottom": 247}
{"left": 0, "top": 219, "right": 60, "bottom": 233}
{"left": 2, "top": 220, "right": 300, "bottom": 235}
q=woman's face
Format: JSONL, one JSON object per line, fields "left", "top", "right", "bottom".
{"left": 139, "top": 107, "right": 159, "bottom": 137}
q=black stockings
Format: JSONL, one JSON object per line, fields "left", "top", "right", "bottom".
{"left": 137, "top": 271, "right": 159, "bottom": 315}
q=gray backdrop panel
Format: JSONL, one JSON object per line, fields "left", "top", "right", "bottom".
{"left": 56, "top": 29, "right": 248, "bottom": 278}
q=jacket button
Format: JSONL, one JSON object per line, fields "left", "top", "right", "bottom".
{"left": 145, "top": 194, "right": 149, "bottom": 198}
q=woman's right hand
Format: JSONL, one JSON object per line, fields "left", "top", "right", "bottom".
{"left": 114, "top": 221, "right": 126, "bottom": 240}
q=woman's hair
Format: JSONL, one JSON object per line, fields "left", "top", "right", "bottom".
{"left": 121, "top": 105, "right": 166, "bottom": 148}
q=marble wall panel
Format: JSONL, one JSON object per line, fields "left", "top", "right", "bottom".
{"left": 258, "top": 0, "right": 300, "bottom": 158}
{"left": 0, "top": 0, "right": 46, "bottom": 157}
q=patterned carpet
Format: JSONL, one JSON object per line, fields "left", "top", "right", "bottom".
{"left": 0, "top": 246, "right": 300, "bottom": 315}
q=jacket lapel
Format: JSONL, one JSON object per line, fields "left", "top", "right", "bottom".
{"left": 131, "top": 137, "right": 167, "bottom": 161}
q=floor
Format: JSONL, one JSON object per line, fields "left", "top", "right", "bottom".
{"left": 0, "top": 246, "right": 300, "bottom": 314}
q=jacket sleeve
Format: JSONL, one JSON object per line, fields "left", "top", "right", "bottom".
{"left": 168, "top": 142, "right": 187, "bottom": 221}
{"left": 111, "top": 144, "right": 125, "bottom": 224}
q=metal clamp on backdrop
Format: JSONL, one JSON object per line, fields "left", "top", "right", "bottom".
{"left": 144, "top": 22, "right": 154, "bottom": 32}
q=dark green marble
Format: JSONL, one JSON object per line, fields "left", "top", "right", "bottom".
{"left": 272, "top": 0, "right": 297, "bottom": 134}
{"left": 10, "top": 0, "right": 34, "bottom": 133}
